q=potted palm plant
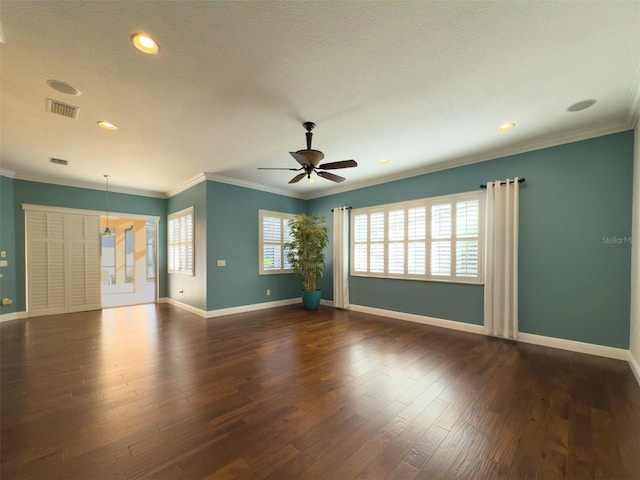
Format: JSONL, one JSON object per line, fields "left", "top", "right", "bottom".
{"left": 286, "top": 213, "right": 329, "bottom": 310}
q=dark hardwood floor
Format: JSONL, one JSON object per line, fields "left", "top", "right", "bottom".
{"left": 1, "top": 303, "right": 639, "bottom": 479}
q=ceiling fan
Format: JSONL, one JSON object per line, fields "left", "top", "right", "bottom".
{"left": 258, "top": 122, "right": 357, "bottom": 184}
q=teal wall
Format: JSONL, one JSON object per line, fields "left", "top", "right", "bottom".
{"left": 2, "top": 131, "right": 634, "bottom": 350}
{"left": 0, "top": 176, "right": 17, "bottom": 314}
{"left": 167, "top": 181, "right": 207, "bottom": 310}
{"left": 309, "top": 131, "right": 634, "bottom": 349}
{"left": 205, "top": 181, "right": 306, "bottom": 311}
{"left": 11, "top": 179, "right": 167, "bottom": 311}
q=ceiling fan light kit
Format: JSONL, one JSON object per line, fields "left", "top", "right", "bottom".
{"left": 258, "top": 121, "right": 358, "bottom": 184}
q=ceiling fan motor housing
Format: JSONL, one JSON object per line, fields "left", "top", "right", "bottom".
{"left": 296, "top": 149, "right": 324, "bottom": 167}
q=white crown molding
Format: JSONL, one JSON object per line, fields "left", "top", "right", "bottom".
{"left": 0, "top": 168, "right": 16, "bottom": 179}
{"left": 11, "top": 172, "right": 166, "bottom": 198}
{"left": 203, "top": 173, "right": 307, "bottom": 200}
{"left": 305, "top": 123, "right": 634, "bottom": 200}
{"left": 165, "top": 173, "right": 208, "bottom": 198}
{"left": 626, "top": 62, "right": 640, "bottom": 128}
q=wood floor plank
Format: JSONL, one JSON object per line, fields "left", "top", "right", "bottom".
{"left": 1, "top": 303, "right": 639, "bottom": 479}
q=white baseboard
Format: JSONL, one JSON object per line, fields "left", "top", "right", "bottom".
{"left": 0, "top": 311, "right": 28, "bottom": 323}
{"left": 205, "top": 298, "right": 300, "bottom": 318}
{"left": 629, "top": 352, "right": 640, "bottom": 385}
{"left": 517, "top": 332, "right": 629, "bottom": 361}
{"left": 348, "top": 304, "right": 485, "bottom": 335}
{"left": 158, "top": 296, "right": 301, "bottom": 318}
{"left": 157, "top": 297, "right": 207, "bottom": 317}
{"left": 348, "top": 304, "right": 633, "bottom": 364}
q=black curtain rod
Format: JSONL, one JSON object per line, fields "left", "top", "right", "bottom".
{"left": 480, "top": 178, "right": 526, "bottom": 189}
{"left": 331, "top": 206, "right": 352, "bottom": 212}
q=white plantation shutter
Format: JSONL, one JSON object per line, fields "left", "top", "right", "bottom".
{"left": 456, "top": 199, "right": 480, "bottom": 277}
{"left": 350, "top": 191, "right": 483, "bottom": 284}
{"left": 168, "top": 207, "right": 194, "bottom": 275}
{"left": 26, "top": 209, "right": 101, "bottom": 316}
{"left": 259, "top": 210, "right": 294, "bottom": 274}
{"left": 407, "top": 207, "right": 426, "bottom": 275}
{"left": 431, "top": 242, "right": 451, "bottom": 277}
{"left": 353, "top": 214, "right": 368, "bottom": 272}
{"left": 262, "top": 215, "right": 282, "bottom": 270}
{"left": 283, "top": 221, "right": 293, "bottom": 270}
{"left": 369, "top": 211, "right": 385, "bottom": 273}
{"left": 388, "top": 209, "right": 404, "bottom": 275}
{"left": 431, "top": 204, "right": 452, "bottom": 277}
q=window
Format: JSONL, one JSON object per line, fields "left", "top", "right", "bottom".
{"left": 124, "top": 226, "right": 134, "bottom": 283}
{"left": 259, "top": 210, "right": 294, "bottom": 274}
{"left": 351, "top": 191, "right": 483, "bottom": 284}
{"left": 102, "top": 227, "right": 116, "bottom": 285}
{"left": 168, "top": 206, "right": 194, "bottom": 275}
{"left": 146, "top": 221, "right": 156, "bottom": 281}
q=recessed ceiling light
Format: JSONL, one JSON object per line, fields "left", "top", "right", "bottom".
{"left": 131, "top": 33, "right": 159, "bottom": 54}
{"left": 308, "top": 178, "right": 316, "bottom": 184}
{"left": 47, "top": 80, "right": 81, "bottom": 96}
{"left": 567, "top": 99, "right": 596, "bottom": 112}
{"left": 379, "top": 157, "right": 390, "bottom": 164}
{"left": 97, "top": 120, "right": 118, "bottom": 131}
{"left": 498, "top": 122, "right": 516, "bottom": 132}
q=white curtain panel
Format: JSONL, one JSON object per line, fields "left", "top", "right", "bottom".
{"left": 484, "top": 178, "right": 520, "bottom": 339}
{"left": 333, "top": 207, "right": 350, "bottom": 309}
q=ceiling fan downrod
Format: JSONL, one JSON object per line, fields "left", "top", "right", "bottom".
{"left": 303, "top": 121, "right": 315, "bottom": 150}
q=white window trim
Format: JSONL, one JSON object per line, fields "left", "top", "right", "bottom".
{"left": 351, "top": 191, "right": 484, "bottom": 285}
{"left": 259, "top": 209, "right": 295, "bottom": 275}
{"left": 168, "top": 206, "right": 194, "bottom": 276}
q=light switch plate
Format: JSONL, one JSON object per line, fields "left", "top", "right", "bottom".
{"left": 217, "top": 260, "right": 226, "bottom": 267}
{"left": 0, "top": 260, "right": 7, "bottom": 267}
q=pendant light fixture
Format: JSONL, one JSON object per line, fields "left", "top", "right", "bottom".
{"left": 103, "top": 174, "right": 113, "bottom": 236}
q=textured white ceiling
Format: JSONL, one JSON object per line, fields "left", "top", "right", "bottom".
{"left": 1, "top": 1, "right": 639, "bottom": 199}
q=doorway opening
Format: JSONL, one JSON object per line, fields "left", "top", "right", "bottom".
{"left": 101, "top": 218, "right": 156, "bottom": 308}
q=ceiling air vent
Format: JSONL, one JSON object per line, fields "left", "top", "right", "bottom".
{"left": 49, "top": 157, "right": 69, "bottom": 166}
{"left": 46, "top": 98, "right": 79, "bottom": 119}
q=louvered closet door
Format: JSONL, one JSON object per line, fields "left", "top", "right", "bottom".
{"left": 67, "top": 214, "right": 101, "bottom": 312}
{"left": 26, "top": 210, "right": 101, "bottom": 316}
{"left": 27, "top": 211, "right": 66, "bottom": 315}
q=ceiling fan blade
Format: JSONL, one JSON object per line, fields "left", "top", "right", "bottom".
{"left": 317, "top": 171, "right": 346, "bottom": 183}
{"left": 290, "top": 151, "right": 311, "bottom": 167}
{"left": 257, "top": 167, "right": 300, "bottom": 171}
{"left": 288, "top": 173, "right": 306, "bottom": 184}
{"left": 317, "top": 159, "right": 358, "bottom": 170}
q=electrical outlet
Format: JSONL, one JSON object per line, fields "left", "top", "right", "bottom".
{"left": 266, "top": 289, "right": 271, "bottom": 296}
